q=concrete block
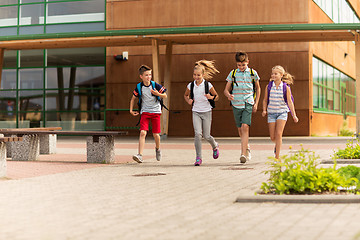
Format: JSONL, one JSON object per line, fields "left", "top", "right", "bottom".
{"left": 86, "top": 135, "right": 115, "bottom": 164}
{"left": 11, "top": 134, "right": 40, "bottom": 161}
{"left": 0, "top": 142, "right": 6, "bottom": 177}
{"left": 40, "top": 134, "right": 57, "bottom": 154}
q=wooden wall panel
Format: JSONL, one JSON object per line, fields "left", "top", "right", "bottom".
{"left": 311, "top": 112, "right": 356, "bottom": 136}
{"left": 106, "top": 50, "right": 310, "bottom": 136}
{"left": 107, "top": 0, "right": 308, "bottom": 30}
{"left": 348, "top": 0, "right": 360, "bottom": 15}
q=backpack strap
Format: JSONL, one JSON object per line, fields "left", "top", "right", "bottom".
{"left": 249, "top": 68, "right": 256, "bottom": 99}
{"left": 231, "top": 69, "right": 238, "bottom": 87}
{"left": 190, "top": 81, "right": 195, "bottom": 100}
{"left": 204, "top": 80, "right": 209, "bottom": 94}
{"left": 267, "top": 81, "right": 273, "bottom": 106}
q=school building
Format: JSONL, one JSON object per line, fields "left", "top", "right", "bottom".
{"left": 0, "top": 0, "right": 359, "bottom": 137}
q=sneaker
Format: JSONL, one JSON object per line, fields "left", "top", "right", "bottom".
{"left": 213, "top": 145, "right": 219, "bottom": 159}
{"left": 246, "top": 148, "right": 251, "bottom": 161}
{"left": 240, "top": 155, "right": 247, "bottom": 164}
{"left": 132, "top": 154, "right": 143, "bottom": 163}
{"left": 194, "top": 157, "right": 202, "bottom": 166}
{"left": 155, "top": 148, "right": 161, "bottom": 161}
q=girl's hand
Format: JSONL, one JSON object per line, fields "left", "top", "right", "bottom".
{"left": 293, "top": 115, "right": 299, "bottom": 123}
{"left": 187, "top": 99, "right": 194, "bottom": 105}
{"left": 262, "top": 110, "right": 267, "bottom": 117}
{"left": 130, "top": 110, "right": 139, "bottom": 116}
{"left": 205, "top": 93, "right": 213, "bottom": 100}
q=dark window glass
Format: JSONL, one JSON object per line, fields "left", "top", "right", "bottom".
{"left": 47, "top": 48, "right": 105, "bottom": 67}
{"left": 20, "top": 49, "right": 44, "bottom": 68}
{"left": 19, "top": 69, "right": 43, "bottom": 89}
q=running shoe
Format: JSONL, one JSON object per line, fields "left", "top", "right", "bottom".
{"left": 246, "top": 148, "right": 251, "bottom": 161}
{"left": 155, "top": 148, "right": 161, "bottom": 161}
{"left": 132, "top": 154, "right": 143, "bottom": 163}
{"left": 213, "top": 145, "right": 219, "bottom": 159}
{"left": 194, "top": 157, "right": 202, "bottom": 166}
{"left": 240, "top": 155, "right": 247, "bottom": 164}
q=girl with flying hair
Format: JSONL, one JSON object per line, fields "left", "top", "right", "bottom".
{"left": 184, "top": 60, "right": 220, "bottom": 166}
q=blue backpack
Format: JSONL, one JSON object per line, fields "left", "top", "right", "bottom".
{"left": 136, "top": 81, "right": 168, "bottom": 112}
{"left": 267, "top": 81, "right": 294, "bottom": 115}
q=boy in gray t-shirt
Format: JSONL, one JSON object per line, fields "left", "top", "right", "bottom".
{"left": 129, "top": 65, "right": 167, "bottom": 163}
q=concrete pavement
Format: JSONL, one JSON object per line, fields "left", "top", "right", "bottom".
{"left": 0, "top": 136, "right": 359, "bottom": 240}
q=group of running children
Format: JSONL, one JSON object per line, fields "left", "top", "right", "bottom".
{"left": 129, "top": 51, "right": 299, "bottom": 166}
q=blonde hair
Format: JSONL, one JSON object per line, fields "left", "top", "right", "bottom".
{"left": 272, "top": 65, "right": 294, "bottom": 85}
{"left": 194, "top": 60, "right": 219, "bottom": 80}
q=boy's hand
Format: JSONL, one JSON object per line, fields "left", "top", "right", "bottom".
{"left": 187, "top": 99, "right": 194, "bottom": 105}
{"left": 151, "top": 88, "right": 160, "bottom": 96}
{"left": 262, "top": 110, "right": 267, "bottom": 117}
{"left": 130, "top": 110, "right": 139, "bottom": 116}
{"left": 252, "top": 104, "right": 258, "bottom": 113}
{"left": 227, "top": 94, "right": 234, "bottom": 101}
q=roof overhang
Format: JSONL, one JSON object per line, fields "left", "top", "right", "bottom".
{"left": 0, "top": 23, "right": 359, "bottom": 50}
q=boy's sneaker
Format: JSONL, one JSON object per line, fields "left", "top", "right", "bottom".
{"left": 246, "top": 148, "right": 251, "bottom": 161}
{"left": 213, "top": 145, "right": 219, "bottom": 159}
{"left": 240, "top": 155, "right": 247, "bottom": 164}
{"left": 132, "top": 154, "right": 143, "bottom": 163}
{"left": 194, "top": 157, "right": 202, "bottom": 166}
{"left": 155, "top": 148, "right": 161, "bottom": 161}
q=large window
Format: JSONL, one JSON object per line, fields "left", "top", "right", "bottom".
{"left": 312, "top": 56, "right": 355, "bottom": 116}
{"left": 0, "top": 0, "right": 105, "bottom": 35}
{"left": 0, "top": 47, "right": 105, "bottom": 130}
{"left": 313, "top": 0, "right": 360, "bottom": 23}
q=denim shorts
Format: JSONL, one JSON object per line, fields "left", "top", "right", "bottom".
{"left": 268, "top": 112, "right": 288, "bottom": 123}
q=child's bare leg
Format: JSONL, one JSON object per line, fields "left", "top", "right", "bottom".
{"left": 240, "top": 124, "right": 249, "bottom": 156}
{"left": 138, "top": 130, "right": 147, "bottom": 155}
{"left": 274, "top": 120, "right": 286, "bottom": 159}
{"left": 153, "top": 133, "right": 160, "bottom": 149}
{"left": 268, "top": 122, "right": 276, "bottom": 143}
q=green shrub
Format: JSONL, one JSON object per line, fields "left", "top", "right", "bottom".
{"left": 334, "top": 138, "right": 360, "bottom": 159}
{"left": 261, "top": 148, "right": 358, "bottom": 195}
{"left": 338, "top": 165, "right": 360, "bottom": 182}
{"left": 338, "top": 119, "right": 355, "bottom": 136}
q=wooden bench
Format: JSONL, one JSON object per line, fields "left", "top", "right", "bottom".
{"left": 0, "top": 137, "right": 23, "bottom": 177}
{"left": 0, "top": 130, "right": 127, "bottom": 164}
{"left": 0, "top": 127, "right": 62, "bottom": 156}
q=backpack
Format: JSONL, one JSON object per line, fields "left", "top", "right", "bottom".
{"left": 230, "top": 68, "right": 257, "bottom": 99}
{"left": 135, "top": 81, "right": 168, "bottom": 125}
{"left": 190, "top": 80, "right": 215, "bottom": 109}
{"left": 267, "top": 81, "right": 294, "bottom": 115}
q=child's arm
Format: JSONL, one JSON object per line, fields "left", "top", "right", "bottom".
{"left": 262, "top": 84, "right": 268, "bottom": 117}
{"left": 207, "top": 87, "right": 219, "bottom": 101}
{"left": 184, "top": 88, "right": 193, "bottom": 105}
{"left": 286, "top": 86, "right": 298, "bottom": 123}
{"left": 151, "top": 89, "right": 167, "bottom": 99}
{"left": 253, "top": 81, "right": 261, "bottom": 112}
{"left": 129, "top": 95, "right": 139, "bottom": 116}
{"left": 224, "top": 82, "right": 234, "bottom": 101}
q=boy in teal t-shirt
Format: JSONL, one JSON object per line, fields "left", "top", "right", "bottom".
{"left": 223, "top": 51, "right": 261, "bottom": 163}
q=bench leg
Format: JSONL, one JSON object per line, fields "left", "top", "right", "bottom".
{"left": 0, "top": 142, "right": 6, "bottom": 177}
{"left": 11, "top": 134, "right": 40, "bottom": 161}
{"left": 40, "top": 134, "right": 57, "bottom": 154}
{"left": 87, "top": 136, "right": 115, "bottom": 164}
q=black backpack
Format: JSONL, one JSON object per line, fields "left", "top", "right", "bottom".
{"left": 190, "top": 80, "right": 215, "bottom": 109}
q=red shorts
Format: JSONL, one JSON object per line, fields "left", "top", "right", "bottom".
{"left": 139, "top": 112, "right": 161, "bottom": 133}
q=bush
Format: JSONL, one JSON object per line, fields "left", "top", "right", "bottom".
{"left": 261, "top": 148, "right": 358, "bottom": 195}
{"left": 334, "top": 138, "right": 360, "bottom": 159}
